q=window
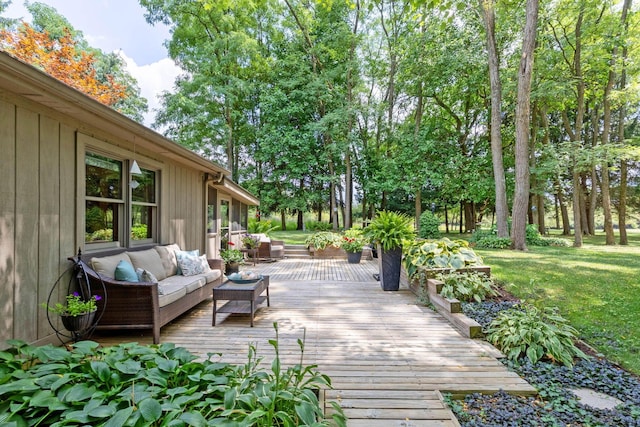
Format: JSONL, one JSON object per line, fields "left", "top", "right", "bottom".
{"left": 220, "top": 199, "right": 230, "bottom": 249}
{"left": 85, "top": 153, "right": 123, "bottom": 244}
{"left": 131, "top": 168, "right": 157, "bottom": 242}
{"left": 85, "top": 151, "right": 158, "bottom": 248}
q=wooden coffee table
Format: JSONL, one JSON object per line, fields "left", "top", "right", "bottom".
{"left": 212, "top": 275, "right": 270, "bottom": 327}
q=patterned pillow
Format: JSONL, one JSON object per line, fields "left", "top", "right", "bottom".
{"left": 175, "top": 250, "right": 199, "bottom": 275}
{"left": 135, "top": 268, "right": 158, "bottom": 284}
{"left": 177, "top": 253, "right": 210, "bottom": 276}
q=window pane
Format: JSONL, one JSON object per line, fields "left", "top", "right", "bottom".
{"left": 85, "top": 201, "right": 119, "bottom": 242}
{"left": 131, "top": 205, "right": 154, "bottom": 240}
{"left": 86, "top": 153, "right": 122, "bottom": 199}
{"left": 132, "top": 169, "right": 156, "bottom": 203}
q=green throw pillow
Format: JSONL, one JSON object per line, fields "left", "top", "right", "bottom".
{"left": 115, "top": 260, "right": 139, "bottom": 282}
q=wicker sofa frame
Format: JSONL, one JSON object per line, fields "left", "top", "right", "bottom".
{"left": 73, "top": 246, "right": 223, "bottom": 344}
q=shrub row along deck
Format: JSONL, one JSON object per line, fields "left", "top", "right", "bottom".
{"left": 94, "top": 258, "right": 535, "bottom": 426}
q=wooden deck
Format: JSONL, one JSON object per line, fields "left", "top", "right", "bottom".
{"left": 94, "top": 258, "right": 536, "bottom": 426}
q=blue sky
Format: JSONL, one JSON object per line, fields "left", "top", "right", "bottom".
{"left": 4, "top": 0, "right": 181, "bottom": 126}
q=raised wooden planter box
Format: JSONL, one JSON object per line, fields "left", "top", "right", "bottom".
{"left": 309, "top": 245, "right": 347, "bottom": 259}
{"left": 402, "top": 265, "right": 489, "bottom": 339}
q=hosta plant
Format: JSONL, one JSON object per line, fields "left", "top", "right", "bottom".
{"left": 0, "top": 323, "right": 347, "bottom": 426}
{"left": 486, "top": 304, "right": 587, "bottom": 367}
{"left": 437, "top": 271, "right": 497, "bottom": 303}
{"left": 403, "top": 238, "right": 484, "bottom": 279}
{"left": 305, "top": 231, "right": 343, "bottom": 250}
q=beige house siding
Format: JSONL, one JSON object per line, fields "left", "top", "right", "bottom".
{"left": 0, "top": 53, "right": 258, "bottom": 348}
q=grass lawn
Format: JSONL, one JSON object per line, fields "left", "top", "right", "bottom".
{"left": 472, "top": 231, "right": 640, "bottom": 375}
{"left": 271, "top": 229, "right": 313, "bottom": 245}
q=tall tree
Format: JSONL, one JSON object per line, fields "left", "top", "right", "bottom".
{"left": 511, "top": 0, "right": 538, "bottom": 250}
{"left": 479, "top": 0, "right": 509, "bottom": 238}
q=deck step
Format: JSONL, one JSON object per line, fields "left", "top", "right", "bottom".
{"left": 283, "top": 244, "right": 312, "bottom": 259}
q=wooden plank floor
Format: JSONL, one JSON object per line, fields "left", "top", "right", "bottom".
{"left": 94, "top": 258, "right": 536, "bottom": 426}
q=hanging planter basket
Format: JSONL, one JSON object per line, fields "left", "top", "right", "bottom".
{"left": 60, "top": 310, "right": 97, "bottom": 333}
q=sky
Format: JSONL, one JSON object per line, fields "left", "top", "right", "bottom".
{"left": 3, "top": 0, "right": 181, "bottom": 126}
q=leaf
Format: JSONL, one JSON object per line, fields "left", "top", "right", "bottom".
{"left": 139, "top": 398, "right": 163, "bottom": 422}
{"left": 295, "top": 401, "right": 317, "bottom": 425}
{"left": 180, "top": 411, "right": 208, "bottom": 427}
{"left": 102, "top": 407, "right": 134, "bottom": 427}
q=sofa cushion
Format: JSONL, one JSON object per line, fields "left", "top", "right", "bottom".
{"left": 115, "top": 260, "right": 139, "bottom": 282}
{"left": 175, "top": 249, "right": 199, "bottom": 275}
{"left": 157, "top": 283, "right": 188, "bottom": 307}
{"left": 155, "top": 244, "right": 180, "bottom": 277}
{"left": 202, "top": 268, "right": 222, "bottom": 284}
{"left": 127, "top": 249, "right": 167, "bottom": 281}
{"left": 177, "top": 253, "right": 210, "bottom": 277}
{"left": 158, "top": 274, "right": 204, "bottom": 294}
{"left": 91, "top": 253, "right": 132, "bottom": 279}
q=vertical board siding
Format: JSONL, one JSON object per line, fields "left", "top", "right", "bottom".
{"left": 15, "top": 107, "right": 39, "bottom": 342}
{"left": 0, "top": 100, "right": 16, "bottom": 343}
{"left": 37, "top": 116, "right": 61, "bottom": 338}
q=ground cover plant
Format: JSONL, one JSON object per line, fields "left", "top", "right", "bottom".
{"left": 473, "top": 232, "right": 640, "bottom": 375}
{"left": 448, "top": 300, "right": 640, "bottom": 426}
{"left": 0, "top": 324, "right": 346, "bottom": 426}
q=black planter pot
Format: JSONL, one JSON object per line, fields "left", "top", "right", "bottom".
{"left": 225, "top": 261, "right": 240, "bottom": 275}
{"left": 347, "top": 251, "right": 362, "bottom": 264}
{"left": 377, "top": 245, "right": 402, "bottom": 291}
{"left": 60, "top": 310, "right": 96, "bottom": 333}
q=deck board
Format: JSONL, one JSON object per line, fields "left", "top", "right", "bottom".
{"left": 94, "top": 258, "right": 536, "bottom": 426}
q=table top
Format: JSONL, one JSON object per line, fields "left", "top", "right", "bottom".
{"left": 218, "top": 277, "right": 265, "bottom": 291}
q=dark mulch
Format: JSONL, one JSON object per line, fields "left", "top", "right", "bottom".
{"left": 448, "top": 287, "right": 640, "bottom": 426}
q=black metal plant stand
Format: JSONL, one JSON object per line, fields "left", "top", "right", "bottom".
{"left": 45, "top": 249, "right": 107, "bottom": 344}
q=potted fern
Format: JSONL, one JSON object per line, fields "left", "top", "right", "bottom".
{"left": 365, "top": 210, "right": 415, "bottom": 291}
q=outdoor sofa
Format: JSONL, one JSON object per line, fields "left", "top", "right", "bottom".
{"left": 253, "top": 233, "right": 285, "bottom": 259}
{"left": 74, "top": 244, "right": 223, "bottom": 343}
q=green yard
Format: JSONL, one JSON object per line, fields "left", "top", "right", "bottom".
{"left": 471, "top": 232, "right": 640, "bottom": 375}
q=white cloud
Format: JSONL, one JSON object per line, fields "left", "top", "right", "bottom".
{"left": 117, "top": 50, "right": 182, "bottom": 127}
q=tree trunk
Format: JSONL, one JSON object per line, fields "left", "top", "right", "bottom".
{"left": 480, "top": 0, "right": 509, "bottom": 239}
{"left": 617, "top": 0, "right": 631, "bottom": 245}
{"left": 511, "top": 0, "right": 538, "bottom": 251}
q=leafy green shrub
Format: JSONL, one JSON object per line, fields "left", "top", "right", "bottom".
{"left": 305, "top": 231, "right": 342, "bottom": 250}
{"left": 486, "top": 304, "right": 587, "bottom": 367}
{"left": 88, "top": 228, "right": 112, "bottom": 242}
{"left": 475, "top": 236, "right": 512, "bottom": 249}
{"left": 130, "top": 224, "right": 148, "bottom": 239}
{"left": 419, "top": 211, "right": 441, "bottom": 239}
{"left": 437, "top": 271, "right": 497, "bottom": 303}
{"left": 249, "top": 218, "right": 279, "bottom": 234}
{"left": 0, "top": 324, "right": 347, "bottom": 426}
{"left": 305, "top": 220, "right": 332, "bottom": 231}
{"left": 403, "top": 238, "right": 484, "bottom": 279}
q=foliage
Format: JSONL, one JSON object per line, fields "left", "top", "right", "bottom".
{"left": 0, "top": 324, "right": 347, "bottom": 426}
{"left": 403, "top": 238, "right": 484, "bottom": 279}
{"left": 41, "top": 292, "right": 101, "bottom": 316}
{"left": 486, "top": 304, "right": 587, "bottom": 367}
{"left": 86, "top": 228, "right": 113, "bottom": 242}
{"left": 305, "top": 232, "right": 342, "bottom": 251}
{"left": 249, "top": 218, "right": 278, "bottom": 235}
{"left": 305, "top": 221, "right": 333, "bottom": 232}
{"left": 419, "top": 211, "right": 441, "bottom": 239}
{"left": 476, "top": 235, "right": 640, "bottom": 374}
{"left": 130, "top": 224, "right": 148, "bottom": 240}
{"left": 241, "top": 233, "right": 261, "bottom": 249}
{"left": 436, "top": 272, "right": 497, "bottom": 303}
{"left": 1, "top": 24, "right": 126, "bottom": 106}
{"left": 220, "top": 248, "right": 244, "bottom": 263}
{"left": 452, "top": 296, "right": 640, "bottom": 425}
{"left": 364, "top": 211, "right": 415, "bottom": 251}
{"left": 341, "top": 228, "right": 367, "bottom": 253}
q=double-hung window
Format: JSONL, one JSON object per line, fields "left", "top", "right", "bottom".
{"left": 85, "top": 151, "right": 158, "bottom": 248}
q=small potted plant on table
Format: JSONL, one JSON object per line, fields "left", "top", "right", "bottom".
{"left": 221, "top": 247, "right": 244, "bottom": 274}
{"left": 365, "top": 210, "right": 415, "bottom": 291}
